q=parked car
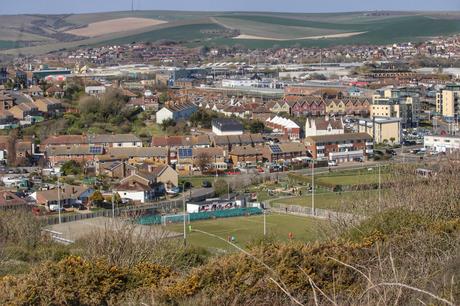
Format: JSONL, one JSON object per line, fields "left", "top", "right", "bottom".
{"left": 202, "top": 181, "right": 212, "bottom": 188}
{"left": 386, "top": 149, "right": 397, "bottom": 156}
{"left": 327, "top": 160, "right": 337, "bottom": 166}
{"left": 353, "top": 157, "right": 364, "bottom": 162}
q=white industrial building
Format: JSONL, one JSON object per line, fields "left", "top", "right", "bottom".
{"left": 424, "top": 135, "right": 460, "bottom": 153}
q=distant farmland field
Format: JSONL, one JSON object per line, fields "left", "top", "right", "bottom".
{"left": 66, "top": 17, "right": 167, "bottom": 37}
{"left": 98, "top": 23, "right": 227, "bottom": 45}
{"left": 1, "top": 11, "right": 460, "bottom": 54}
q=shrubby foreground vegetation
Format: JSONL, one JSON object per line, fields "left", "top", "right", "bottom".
{"left": 0, "top": 163, "right": 459, "bottom": 305}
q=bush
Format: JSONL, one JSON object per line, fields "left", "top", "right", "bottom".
{"left": 213, "top": 179, "right": 231, "bottom": 197}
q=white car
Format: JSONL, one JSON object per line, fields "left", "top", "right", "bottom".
{"left": 328, "top": 160, "right": 337, "bottom": 166}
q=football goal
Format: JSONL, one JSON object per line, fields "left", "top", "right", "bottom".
{"left": 161, "top": 213, "right": 190, "bottom": 226}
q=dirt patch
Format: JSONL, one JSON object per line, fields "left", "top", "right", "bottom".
{"left": 66, "top": 17, "right": 166, "bottom": 37}
{"left": 234, "top": 32, "right": 366, "bottom": 41}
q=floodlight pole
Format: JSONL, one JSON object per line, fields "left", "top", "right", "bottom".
{"left": 263, "top": 207, "right": 266, "bottom": 236}
{"left": 57, "top": 174, "right": 61, "bottom": 224}
{"left": 378, "top": 163, "right": 382, "bottom": 211}
{"left": 312, "top": 160, "right": 315, "bottom": 216}
{"left": 183, "top": 182, "right": 187, "bottom": 246}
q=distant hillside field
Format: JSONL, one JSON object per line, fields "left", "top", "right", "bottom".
{"left": 65, "top": 17, "right": 167, "bottom": 37}
{"left": 1, "top": 10, "right": 460, "bottom": 54}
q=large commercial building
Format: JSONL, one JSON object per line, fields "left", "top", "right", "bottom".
{"left": 436, "top": 84, "right": 460, "bottom": 121}
{"left": 371, "top": 88, "right": 420, "bottom": 127}
{"left": 358, "top": 117, "right": 402, "bottom": 144}
{"left": 155, "top": 102, "right": 198, "bottom": 124}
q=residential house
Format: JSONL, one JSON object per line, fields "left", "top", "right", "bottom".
{"left": 32, "top": 184, "right": 95, "bottom": 210}
{"left": 9, "top": 102, "right": 40, "bottom": 120}
{"left": 0, "top": 110, "right": 16, "bottom": 128}
{"left": 114, "top": 172, "right": 165, "bottom": 203}
{"left": 45, "top": 145, "right": 104, "bottom": 167}
{"left": 193, "top": 147, "right": 227, "bottom": 173}
{"left": 0, "top": 92, "right": 15, "bottom": 110}
{"left": 15, "top": 140, "right": 33, "bottom": 165}
{"left": 265, "top": 116, "right": 300, "bottom": 140}
{"left": 85, "top": 86, "right": 106, "bottom": 96}
{"left": 104, "top": 147, "right": 169, "bottom": 166}
{"left": 305, "top": 133, "right": 373, "bottom": 163}
{"left": 230, "top": 146, "right": 263, "bottom": 168}
{"left": 45, "top": 85, "right": 65, "bottom": 98}
{"left": 89, "top": 134, "right": 142, "bottom": 148}
{"left": 305, "top": 116, "right": 344, "bottom": 138}
{"left": 212, "top": 134, "right": 265, "bottom": 151}
{"left": 97, "top": 160, "right": 137, "bottom": 179}
{"left": 0, "top": 191, "right": 28, "bottom": 210}
{"left": 139, "top": 164, "right": 179, "bottom": 187}
{"left": 344, "top": 98, "right": 370, "bottom": 116}
{"left": 41, "top": 135, "right": 87, "bottom": 148}
{"left": 127, "top": 97, "right": 159, "bottom": 111}
{"left": 33, "top": 98, "right": 62, "bottom": 115}
{"left": 326, "top": 99, "right": 346, "bottom": 115}
{"left": 270, "top": 100, "right": 291, "bottom": 114}
{"left": 262, "top": 143, "right": 307, "bottom": 163}
{"left": 27, "top": 85, "right": 44, "bottom": 97}
{"left": 175, "top": 147, "right": 194, "bottom": 175}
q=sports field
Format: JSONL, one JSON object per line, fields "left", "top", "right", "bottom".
{"left": 165, "top": 214, "right": 328, "bottom": 251}
{"left": 271, "top": 189, "right": 379, "bottom": 212}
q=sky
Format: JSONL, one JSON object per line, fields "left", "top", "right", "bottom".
{"left": 1, "top": 0, "right": 459, "bottom": 15}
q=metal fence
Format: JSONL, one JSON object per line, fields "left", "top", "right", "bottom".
{"left": 270, "top": 203, "right": 358, "bottom": 221}
{"left": 44, "top": 198, "right": 186, "bottom": 225}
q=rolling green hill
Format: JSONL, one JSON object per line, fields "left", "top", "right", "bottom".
{"left": 0, "top": 10, "right": 460, "bottom": 54}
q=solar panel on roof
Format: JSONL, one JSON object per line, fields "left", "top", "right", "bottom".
{"left": 178, "top": 148, "right": 192, "bottom": 158}
{"left": 270, "top": 145, "right": 282, "bottom": 153}
{"left": 89, "top": 146, "right": 103, "bottom": 154}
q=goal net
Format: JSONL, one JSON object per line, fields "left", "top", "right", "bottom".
{"left": 161, "top": 213, "right": 190, "bottom": 226}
